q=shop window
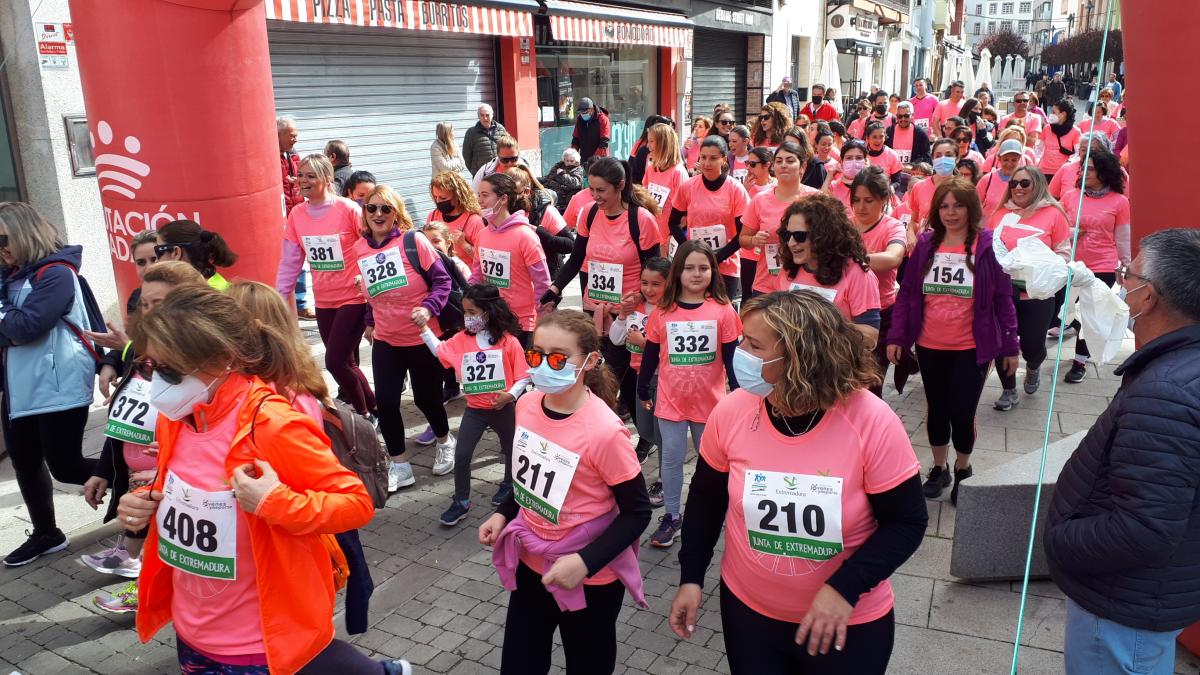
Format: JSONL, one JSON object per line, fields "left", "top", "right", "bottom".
{"left": 0, "top": 79, "right": 20, "bottom": 201}
{"left": 535, "top": 23, "right": 659, "bottom": 169}
{"left": 63, "top": 115, "right": 96, "bottom": 177}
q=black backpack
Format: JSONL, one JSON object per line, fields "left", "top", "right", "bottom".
{"left": 585, "top": 202, "right": 652, "bottom": 264}
{"left": 403, "top": 230, "right": 466, "bottom": 335}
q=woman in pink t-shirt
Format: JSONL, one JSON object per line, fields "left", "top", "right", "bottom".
{"left": 776, "top": 193, "right": 882, "bottom": 346}
{"left": 668, "top": 291, "right": 925, "bottom": 674}
{"left": 742, "top": 146, "right": 777, "bottom": 196}
{"left": 477, "top": 310, "right": 651, "bottom": 675}
{"left": 1039, "top": 100, "right": 1081, "bottom": 179}
{"left": 275, "top": 154, "right": 376, "bottom": 417}
{"left": 864, "top": 123, "right": 903, "bottom": 182}
{"left": 428, "top": 171, "right": 485, "bottom": 263}
{"left": 642, "top": 122, "right": 691, "bottom": 246}
{"left": 907, "top": 139, "right": 961, "bottom": 230}
{"left": 682, "top": 116, "right": 712, "bottom": 175}
{"left": 985, "top": 167, "right": 1072, "bottom": 412}
{"left": 728, "top": 126, "right": 753, "bottom": 184}
{"left": 638, "top": 242, "right": 742, "bottom": 548}
{"left": 742, "top": 141, "right": 821, "bottom": 298}
{"left": 823, "top": 140, "right": 869, "bottom": 211}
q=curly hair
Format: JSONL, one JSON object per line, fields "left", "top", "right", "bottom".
{"left": 741, "top": 292, "right": 880, "bottom": 415}
{"left": 534, "top": 310, "right": 619, "bottom": 412}
{"left": 753, "top": 102, "right": 793, "bottom": 147}
{"left": 922, "top": 177, "right": 981, "bottom": 278}
{"left": 430, "top": 170, "right": 481, "bottom": 216}
{"left": 1076, "top": 147, "right": 1125, "bottom": 194}
{"left": 777, "top": 193, "right": 870, "bottom": 286}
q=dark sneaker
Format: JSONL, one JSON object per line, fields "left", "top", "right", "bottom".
{"left": 648, "top": 481, "right": 664, "bottom": 508}
{"left": 635, "top": 438, "right": 655, "bottom": 464}
{"left": 491, "top": 482, "right": 514, "bottom": 507}
{"left": 382, "top": 659, "right": 413, "bottom": 675}
{"left": 1065, "top": 362, "right": 1087, "bottom": 384}
{"left": 994, "top": 388, "right": 1020, "bottom": 411}
{"left": 649, "top": 514, "right": 681, "bottom": 548}
{"left": 922, "top": 465, "right": 951, "bottom": 499}
{"left": 4, "top": 529, "right": 68, "bottom": 567}
{"left": 951, "top": 465, "right": 974, "bottom": 507}
{"left": 1023, "top": 367, "right": 1041, "bottom": 395}
{"left": 439, "top": 499, "right": 471, "bottom": 526}
{"left": 442, "top": 384, "right": 463, "bottom": 403}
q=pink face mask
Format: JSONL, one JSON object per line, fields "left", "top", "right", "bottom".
{"left": 842, "top": 159, "right": 867, "bottom": 178}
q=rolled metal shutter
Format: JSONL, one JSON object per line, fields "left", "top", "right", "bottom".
{"left": 268, "top": 22, "right": 497, "bottom": 215}
{"left": 690, "top": 29, "right": 747, "bottom": 125}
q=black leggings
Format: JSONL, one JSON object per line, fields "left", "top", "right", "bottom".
{"left": 1074, "top": 271, "right": 1118, "bottom": 359}
{"left": 722, "top": 274, "right": 741, "bottom": 311}
{"left": 178, "top": 636, "right": 387, "bottom": 674}
{"left": 740, "top": 258, "right": 757, "bottom": 306}
{"left": 870, "top": 304, "right": 895, "bottom": 398}
{"left": 916, "top": 346, "right": 989, "bottom": 455}
{"left": 994, "top": 287, "right": 1055, "bottom": 390}
{"left": 371, "top": 341, "right": 449, "bottom": 456}
{"left": 453, "top": 405, "right": 515, "bottom": 501}
{"left": 3, "top": 406, "right": 93, "bottom": 533}
{"left": 500, "top": 562, "right": 625, "bottom": 675}
{"left": 316, "top": 304, "right": 376, "bottom": 415}
{"left": 720, "top": 580, "right": 895, "bottom": 675}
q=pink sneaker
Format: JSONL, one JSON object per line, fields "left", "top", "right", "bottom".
{"left": 93, "top": 581, "right": 138, "bottom": 614}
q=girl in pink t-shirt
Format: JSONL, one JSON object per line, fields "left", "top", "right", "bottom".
{"left": 1039, "top": 101, "right": 1081, "bottom": 177}
{"left": 865, "top": 124, "right": 903, "bottom": 180}
{"left": 428, "top": 171, "right": 485, "bottom": 262}
{"left": 417, "top": 284, "right": 530, "bottom": 526}
{"left": 477, "top": 310, "right": 650, "bottom": 674}
{"left": 642, "top": 123, "right": 691, "bottom": 247}
{"left": 742, "top": 141, "right": 821, "bottom": 296}
{"left": 638, "top": 242, "right": 742, "bottom": 548}
{"left": 667, "top": 292, "right": 925, "bottom": 671}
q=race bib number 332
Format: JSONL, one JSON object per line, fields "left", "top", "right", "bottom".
{"left": 666, "top": 320, "right": 718, "bottom": 365}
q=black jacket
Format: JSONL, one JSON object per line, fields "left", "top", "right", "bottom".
{"left": 885, "top": 123, "right": 932, "bottom": 166}
{"left": 1045, "top": 324, "right": 1200, "bottom": 631}
{"left": 541, "top": 161, "right": 585, "bottom": 209}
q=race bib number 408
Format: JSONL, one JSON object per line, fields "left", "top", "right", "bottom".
{"left": 743, "top": 470, "right": 844, "bottom": 561}
{"left": 157, "top": 471, "right": 238, "bottom": 580}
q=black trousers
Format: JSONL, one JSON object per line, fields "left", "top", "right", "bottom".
{"left": 995, "top": 286, "right": 1055, "bottom": 390}
{"left": 2, "top": 406, "right": 93, "bottom": 533}
{"left": 1074, "top": 271, "right": 1118, "bottom": 359}
{"left": 740, "top": 258, "right": 757, "bottom": 306}
{"left": 371, "top": 341, "right": 449, "bottom": 456}
{"left": 453, "top": 405, "right": 515, "bottom": 501}
{"left": 500, "top": 562, "right": 625, "bottom": 675}
{"left": 720, "top": 581, "right": 895, "bottom": 675}
{"left": 916, "top": 346, "right": 989, "bottom": 455}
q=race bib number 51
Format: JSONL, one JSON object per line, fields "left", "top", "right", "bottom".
{"left": 512, "top": 427, "right": 580, "bottom": 524}
{"left": 743, "top": 470, "right": 844, "bottom": 561}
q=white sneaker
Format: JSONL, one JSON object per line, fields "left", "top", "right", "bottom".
{"left": 432, "top": 434, "right": 456, "bottom": 476}
{"left": 387, "top": 461, "right": 415, "bottom": 492}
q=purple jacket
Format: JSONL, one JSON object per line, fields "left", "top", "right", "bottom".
{"left": 363, "top": 228, "right": 451, "bottom": 327}
{"left": 493, "top": 509, "right": 648, "bottom": 612}
{"left": 887, "top": 228, "right": 1018, "bottom": 364}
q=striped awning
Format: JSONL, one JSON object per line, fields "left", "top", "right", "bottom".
{"left": 264, "top": 0, "right": 534, "bottom": 37}
{"left": 545, "top": 0, "right": 691, "bottom": 48}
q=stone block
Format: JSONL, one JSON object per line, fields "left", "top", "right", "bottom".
{"left": 950, "top": 432, "right": 1086, "bottom": 580}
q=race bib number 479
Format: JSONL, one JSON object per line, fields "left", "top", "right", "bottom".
{"left": 743, "top": 470, "right": 844, "bottom": 561}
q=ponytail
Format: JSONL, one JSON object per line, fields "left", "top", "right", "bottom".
{"left": 159, "top": 219, "right": 238, "bottom": 278}
{"left": 583, "top": 358, "right": 620, "bottom": 412}
{"left": 535, "top": 310, "right": 620, "bottom": 413}
{"left": 588, "top": 157, "right": 659, "bottom": 217}
{"left": 482, "top": 173, "right": 530, "bottom": 214}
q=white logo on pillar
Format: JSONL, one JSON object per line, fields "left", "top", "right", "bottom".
{"left": 92, "top": 120, "right": 150, "bottom": 200}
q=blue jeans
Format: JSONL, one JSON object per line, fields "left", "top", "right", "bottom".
{"left": 658, "top": 418, "right": 704, "bottom": 517}
{"left": 1064, "top": 598, "right": 1181, "bottom": 675}
{"left": 294, "top": 269, "right": 308, "bottom": 311}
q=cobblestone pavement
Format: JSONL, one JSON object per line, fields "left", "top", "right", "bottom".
{"left": 2, "top": 320, "right": 1199, "bottom": 674}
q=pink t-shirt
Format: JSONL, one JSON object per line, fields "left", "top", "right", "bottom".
{"left": 701, "top": 389, "right": 920, "bottom": 625}
{"left": 1062, "top": 188, "right": 1131, "bottom": 273}
{"left": 684, "top": 138, "right": 703, "bottom": 170}
{"left": 827, "top": 179, "right": 853, "bottom": 212}
{"left": 906, "top": 177, "right": 951, "bottom": 229}
{"left": 742, "top": 185, "right": 819, "bottom": 293}
{"left": 283, "top": 197, "right": 364, "bottom": 309}
{"left": 917, "top": 244, "right": 977, "bottom": 350}
{"left": 777, "top": 261, "right": 881, "bottom": 321}
{"left": 867, "top": 146, "right": 903, "bottom": 177}
{"left": 989, "top": 204, "right": 1071, "bottom": 252}
{"left": 889, "top": 125, "right": 915, "bottom": 165}
{"left": 1076, "top": 117, "right": 1121, "bottom": 142}
{"left": 514, "top": 391, "right": 642, "bottom": 585}
{"left": 168, "top": 392, "right": 263, "bottom": 657}
{"left": 576, "top": 205, "right": 662, "bottom": 312}
{"left": 1039, "top": 127, "right": 1081, "bottom": 176}
{"left": 1049, "top": 160, "right": 1131, "bottom": 201}
{"left": 426, "top": 210, "right": 484, "bottom": 262}
{"left": 976, "top": 171, "right": 1013, "bottom": 218}
{"left": 433, "top": 330, "right": 528, "bottom": 409}
{"left": 672, "top": 175, "right": 751, "bottom": 278}
{"left": 472, "top": 220, "right": 547, "bottom": 331}
{"left": 858, "top": 216, "right": 907, "bottom": 309}
{"left": 643, "top": 163, "right": 690, "bottom": 244}
{"left": 909, "top": 94, "right": 940, "bottom": 129}
{"left": 729, "top": 156, "right": 751, "bottom": 185}
{"left": 933, "top": 98, "right": 966, "bottom": 133}
{"left": 1001, "top": 112, "right": 1043, "bottom": 139}
{"left": 353, "top": 232, "right": 441, "bottom": 347}
{"left": 848, "top": 118, "right": 868, "bottom": 141}
{"left": 538, "top": 204, "right": 568, "bottom": 235}
{"left": 564, "top": 189, "right": 596, "bottom": 231}
{"left": 644, "top": 299, "right": 742, "bottom": 423}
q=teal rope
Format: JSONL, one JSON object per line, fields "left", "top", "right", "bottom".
{"left": 1008, "top": 4, "right": 1116, "bottom": 672}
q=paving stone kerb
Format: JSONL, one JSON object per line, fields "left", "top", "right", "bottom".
{"left": 951, "top": 431, "right": 1087, "bottom": 580}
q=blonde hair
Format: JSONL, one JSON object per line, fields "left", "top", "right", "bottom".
{"left": 496, "top": 135, "right": 519, "bottom": 153}
{"left": 435, "top": 122, "right": 458, "bottom": 158}
{"left": 648, "top": 123, "right": 682, "bottom": 172}
{"left": 227, "top": 280, "right": 330, "bottom": 404}
{"left": 359, "top": 185, "right": 414, "bottom": 236}
{"left": 430, "top": 171, "right": 481, "bottom": 216}
{"left": 506, "top": 165, "right": 546, "bottom": 193}
{"left": 741, "top": 292, "right": 879, "bottom": 415}
{"left": 997, "top": 125, "right": 1027, "bottom": 146}
{"left": 0, "top": 202, "right": 63, "bottom": 265}
{"left": 422, "top": 220, "right": 455, "bottom": 257}
{"left": 299, "top": 154, "right": 335, "bottom": 186}
{"left": 141, "top": 260, "right": 207, "bottom": 288}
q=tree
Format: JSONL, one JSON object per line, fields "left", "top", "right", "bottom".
{"left": 976, "top": 30, "right": 1030, "bottom": 58}
{"left": 1040, "top": 29, "right": 1122, "bottom": 66}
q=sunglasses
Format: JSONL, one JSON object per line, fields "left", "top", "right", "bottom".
{"left": 778, "top": 229, "right": 809, "bottom": 244}
{"left": 498, "top": 156, "right": 520, "bottom": 164}
{"left": 525, "top": 348, "right": 572, "bottom": 371}
{"left": 137, "top": 358, "right": 191, "bottom": 385}
{"left": 0, "top": 235, "right": 8, "bottom": 248}
{"left": 1011, "top": 179, "right": 1034, "bottom": 189}
{"left": 746, "top": 161, "right": 762, "bottom": 168}
{"left": 365, "top": 203, "right": 394, "bottom": 215}
{"left": 153, "top": 243, "right": 187, "bottom": 257}
{"left": 1014, "top": 99, "right": 1029, "bottom": 103}
{"left": 759, "top": 114, "right": 772, "bottom": 121}
{"left": 718, "top": 119, "right": 735, "bottom": 126}
{"left": 897, "top": 114, "right": 912, "bottom": 120}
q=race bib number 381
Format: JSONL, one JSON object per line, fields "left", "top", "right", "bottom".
{"left": 512, "top": 427, "right": 580, "bottom": 524}
{"left": 303, "top": 235, "right": 345, "bottom": 271}
{"left": 743, "top": 470, "right": 844, "bottom": 561}
{"left": 157, "top": 471, "right": 238, "bottom": 580}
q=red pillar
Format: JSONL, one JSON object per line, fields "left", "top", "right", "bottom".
{"left": 68, "top": 0, "right": 281, "bottom": 308}
{"left": 498, "top": 37, "right": 540, "bottom": 160}
{"left": 1121, "top": 0, "right": 1200, "bottom": 251}
{"left": 659, "top": 47, "right": 683, "bottom": 124}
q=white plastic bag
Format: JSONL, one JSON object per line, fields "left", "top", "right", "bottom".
{"left": 1064, "top": 268, "right": 1129, "bottom": 365}
{"left": 992, "top": 214, "right": 1070, "bottom": 299}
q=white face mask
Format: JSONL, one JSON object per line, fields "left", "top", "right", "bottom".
{"left": 148, "top": 370, "right": 219, "bottom": 421}
{"left": 1047, "top": 114, "right": 1060, "bottom": 125}
{"left": 1119, "top": 283, "right": 1147, "bottom": 332}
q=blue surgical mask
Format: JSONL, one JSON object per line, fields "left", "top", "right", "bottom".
{"left": 932, "top": 156, "right": 957, "bottom": 176}
{"left": 732, "top": 347, "right": 783, "bottom": 397}
{"left": 464, "top": 315, "right": 487, "bottom": 335}
{"left": 581, "top": 113, "right": 593, "bottom": 122}
{"left": 529, "top": 354, "right": 594, "bottom": 394}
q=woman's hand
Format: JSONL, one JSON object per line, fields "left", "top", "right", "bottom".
{"left": 478, "top": 513, "right": 508, "bottom": 546}
{"left": 117, "top": 489, "right": 163, "bottom": 531}
{"left": 411, "top": 306, "right": 431, "bottom": 328}
{"left": 794, "top": 584, "right": 854, "bottom": 656}
{"left": 752, "top": 230, "right": 771, "bottom": 247}
{"left": 619, "top": 291, "right": 641, "bottom": 316}
{"left": 1001, "top": 355, "right": 1020, "bottom": 376}
{"left": 83, "top": 477, "right": 109, "bottom": 510}
{"left": 626, "top": 328, "right": 647, "bottom": 349}
{"left": 541, "top": 553, "right": 588, "bottom": 591}
{"left": 641, "top": 399, "right": 653, "bottom": 412}
{"left": 491, "top": 392, "right": 516, "bottom": 410}
{"left": 886, "top": 344, "right": 902, "bottom": 365}
{"left": 668, "top": 583, "right": 703, "bottom": 639}
{"left": 364, "top": 325, "right": 375, "bottom": 344}
{"left": 85, "top": 321, "right": 129, "bottom": 352}
{"left": 98, "top": 365, "right": 118, "bottom": 401}
{"left": 230, "top": 460, "right": 282, "bottom": 513}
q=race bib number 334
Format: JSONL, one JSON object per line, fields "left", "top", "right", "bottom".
{"left": 743, "top": 470, "right": 844, "bottom": 561}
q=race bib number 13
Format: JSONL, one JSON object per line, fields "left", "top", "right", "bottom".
{"left": 743, "top": 470, "right": 844, "bottom": 561}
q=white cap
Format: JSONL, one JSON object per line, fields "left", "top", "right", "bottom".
{"left": 999, "top": 139, "right": 1024, "bottom": 156}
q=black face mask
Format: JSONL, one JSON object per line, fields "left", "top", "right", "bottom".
{"left": 435, "top": 200, "right": 456, "bottom": 216}
{"left": 812, "top": 95, "right": 824, "bottom": 105}
{"left": 874, "top": 104, "right": 888, "bottom": 115}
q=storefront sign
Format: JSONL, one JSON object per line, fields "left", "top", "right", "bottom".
{"left": 827, "top": 5, "right": 879, "bottom": 42}
{"left": 265, "top": 0, "right": 534, "bottom": 37}
{"left": 688, "top": 0, "right": 768, "bottom": 35}
{"left": 713, "top": 8, "right": 752, "bottom": 27}
{"left": 546, "top": 0, "right": 690, "bottom": 47}
{"left": 35, "top": 23, "right": 68, "bottom": 70}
